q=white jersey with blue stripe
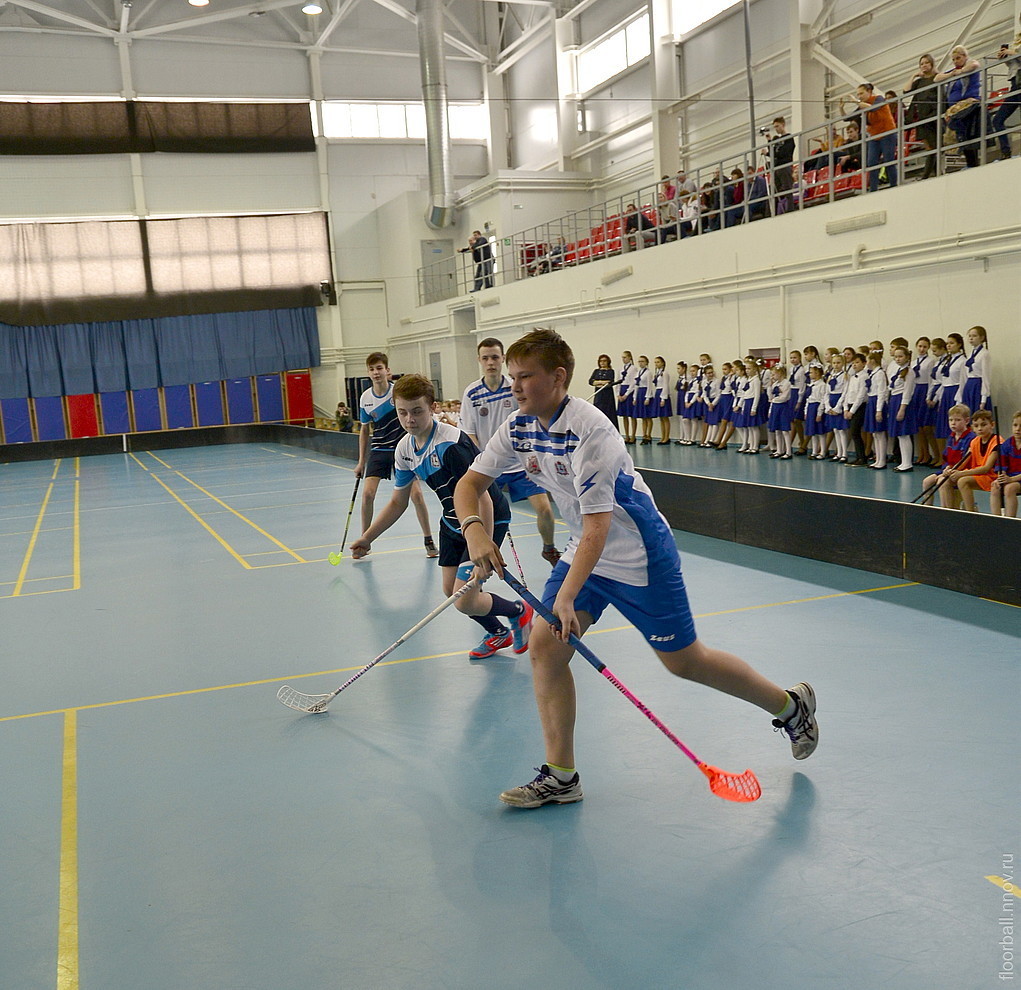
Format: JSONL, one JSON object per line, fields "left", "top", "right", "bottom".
{"left": 470, "top": 396, "right": 675, "bottom": 585}
{"left": 359, "top": 383, "right": 403, "bottom": 450}
{"left": 459, "top": 374, "right": 517, "bottom": 450}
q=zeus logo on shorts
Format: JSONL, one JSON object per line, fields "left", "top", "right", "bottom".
{"left": 649, "top": 634, "right": 676, "bottom": 643}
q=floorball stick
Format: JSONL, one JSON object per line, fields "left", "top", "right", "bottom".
{"left": 911, "top": 449, "right": 971, "bottom": 504}
{"left": 505, "top": 528, "right": 527, "bottom": 586}
{"left": 502, "top": 572, "right": 761, "bottom": 803}
{"left": 328, "top": 475, "right": 361, "bottom": 565}
{"left": 277, "top": 576, "right": 481, "bottom": 713}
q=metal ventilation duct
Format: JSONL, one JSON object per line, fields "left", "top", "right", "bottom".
{"left": 417, "top": 0, "right": 455, "bottom": 228}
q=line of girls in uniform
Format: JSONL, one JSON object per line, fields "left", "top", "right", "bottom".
{"left": 613, "top": 327, "right": 994, "bottom": 471}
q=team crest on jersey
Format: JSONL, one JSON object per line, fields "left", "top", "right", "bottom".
{"left": 430, "top": 452, "right": 441, "bottom": 468}
{"left": 503, "top": 399, "right": 513, "bottom": 408}
{"left": 525, "top": 455, "right": 541, "bottom": 474}
{"left": 554, "top": 461, "right": 569, "bottom": 476}
{"left": 479, "top": 406, "right": 488, "bottom": 417}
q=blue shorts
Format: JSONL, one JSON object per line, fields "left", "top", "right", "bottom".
{"left": 541, "top": 559, "right": 697, "bottom": 653}
{"left": 497, "top": 470, "right": 546, "bottom": 503}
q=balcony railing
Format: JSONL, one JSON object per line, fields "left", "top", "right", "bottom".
{"left": 417, "top": 59, "right": 1019, "bottom": 307}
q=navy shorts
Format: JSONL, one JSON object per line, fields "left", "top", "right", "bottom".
{"left": 365, "top": 448, "right": 395, "bottom": 480}
{"left": 541, "top": 559, "right": 697, "bottom": 652}
{"left": 439, "top": 520, "right": 510, "bottom": 578}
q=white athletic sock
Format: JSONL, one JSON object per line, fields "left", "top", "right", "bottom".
{"left": 546, "top": 763, "right": 577, "bottom": 783}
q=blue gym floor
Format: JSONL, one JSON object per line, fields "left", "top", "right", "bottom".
{"left": 1, "top": 443, "right": 1017, "bottom": 990}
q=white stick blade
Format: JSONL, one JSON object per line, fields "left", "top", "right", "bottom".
{"left": 276, "top": 684, "right": 332, "bottom": 713}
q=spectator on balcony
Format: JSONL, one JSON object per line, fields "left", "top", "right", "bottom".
{"left": 699, "top": 180, "right": 721, "bottom": 233}
{"left": 768, "top": 116, "right": 796, "bottom": 213}
{"left": 678, "top": 193, "right": 700, "bottom": 237}
{"left": 935, "top": 46, "right": 981, "bottom": 169}
{"left": 460, "top": 230, "right": 494, "bottom": 291}
{"left": 723, "top": 167, "right": 746, "bottom": 227}
{"left": 904, "top": 54, "right": 940, "bottom": 179}
{"left": 850, "top": 83, "right": 898, "bottom": 191}
{"left": 624, "top": 203, "right": 657, "bottom": 250}
{"left": 675, "top": 168, "right": 697, "bottom": 198}
{"left": 837, "top": 119, "right": 863, "bottom": 173}
{"left": 990, "top": 21, "right": 1021, "bottom": 161}
{"left": 659, "top": 175, "right": 677, "bottom": 204}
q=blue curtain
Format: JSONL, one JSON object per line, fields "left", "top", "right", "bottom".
{"left": 0, "top": 307, "right": 319, "bottom": 399}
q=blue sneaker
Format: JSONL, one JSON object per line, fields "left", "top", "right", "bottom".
{"left": 510, "top": 603, "right": 534, "bottom": 654}
{"left": 469, "top": 630, "right": 513, "bottom": 659}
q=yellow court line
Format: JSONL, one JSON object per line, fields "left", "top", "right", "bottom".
{"left": 146, "top": 453, "right": 306, "bottom": 563}
{"left": 72, "top": 477, "right": 81, "bottom": 591}
{"left": 131, "top": 454, "right": 251, "bottom": 570}
{"left": 0, "top": 578, "right": 925, "bottom": 724}
{"left": 12, "top": 459, "right": 60, "bottom": 597}
{"left": 987, "top": 876, "right": 1019, "bottom": 895}
{"left": 57, "top": 710, "right": 79, "bottom": 990}
{"left": 0, "top": 651, "right": 468, "bottom": 723}
{"left": 692, "top": 582, "right": 920, "bottom": 619}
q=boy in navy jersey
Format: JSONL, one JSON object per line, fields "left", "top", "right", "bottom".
{"left": 350, "top": 374, "right": 533, "bottom": 660}
{"left": 356, "top": 351, "right": 437, "bottom": 557}
{"left": 454, "top": 328, "right": 818, "bottom": 808}
{"left": 991, "top": 411, "right": 1021, "bottom": 517}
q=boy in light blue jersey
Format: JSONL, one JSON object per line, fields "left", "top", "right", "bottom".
{"left": 454, "top": 328, "right": 819, "bottom": 808}
{"left": 460, "top": 338, "right": 561, "bottom": 566}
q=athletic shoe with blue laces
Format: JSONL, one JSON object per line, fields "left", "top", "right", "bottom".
{"left": 510, "top": 603, "right": 534, "bottom": 654}
{"left": 772, "top": 682, "right": 818, "bottom": 760}
{"left": 469, "top": 630, "right": 513, "bottom": 659}
{"left": 500, "top": 765, "right": 584, "bottom": 808}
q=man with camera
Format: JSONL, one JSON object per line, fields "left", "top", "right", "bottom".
{"left": 765, "top": 116, "right": 795, "bottom": 214}
{"left": 460, "top": 230, "right": 494, "bottom": 292}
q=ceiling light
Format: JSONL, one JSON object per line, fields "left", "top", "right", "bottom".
{"left": 301, "top": 2, "right": 323, "bottom": 12}
{"left": 188, "top": 0, "right": 210, "bottom": 7}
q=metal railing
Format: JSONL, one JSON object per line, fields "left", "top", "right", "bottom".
{"left": 417, "top": 58, "right": 1019, "bottom": 307}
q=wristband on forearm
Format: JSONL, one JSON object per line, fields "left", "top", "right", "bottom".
{"left": 460, "top": 515, "right": 484, "bottom": 535}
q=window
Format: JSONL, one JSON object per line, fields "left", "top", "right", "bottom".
{"left": 575, "top": 12, "right": 650, "bottom": 95}
{"left": 320, "top": 102, "right": 487, "bottom": 141}
{"left": 672, "top": 0, "right": 736, "bottom": 37}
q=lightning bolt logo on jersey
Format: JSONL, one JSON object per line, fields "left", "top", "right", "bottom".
{"left": 469, "top": 396, "right": 678, "bottom": 585}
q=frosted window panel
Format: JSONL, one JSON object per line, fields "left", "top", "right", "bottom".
{"left": 673, "top": 0, "right": 735, "bottom": 36}
{"left": 377, "top": 104, "right": 407, "bottom": 138}
{"left": 578, "top": 33, "right": 627, "bottom": 92}
{"left": 405, "top": 103, "right": 426, "bottom": 139}
{"left": 320, "top": 102, "right": 352, "bottom": 137}
{"left": 349, "top": 104, "right": 379, "bottom": 138}
{"left": 625, "top": 15, "right": 650, "bottom": 64}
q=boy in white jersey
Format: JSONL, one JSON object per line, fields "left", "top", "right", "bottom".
{"left": 454, "top": 328, "right": 819, "bottom": 808}
{"left": 356, "top": 351, "right": 436, "bottom": 557}
{"left": 460, "top": 338, "right": 561, "bottom": 566}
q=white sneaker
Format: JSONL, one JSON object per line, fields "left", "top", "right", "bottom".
{"left": 772, "top": 682, "right": 819, "bottom": 760}
{"left": 500, "top": 765, "right": 584, "bottom": 807}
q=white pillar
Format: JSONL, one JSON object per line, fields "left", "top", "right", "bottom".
{"left": 791, "top": 0, "right": 827, "bottom": 136}
{"left": 554, "top": 15, "right": 579, "bottom": 171}
{"left": 650, "top": 0, "right": 680, "bottom": 179}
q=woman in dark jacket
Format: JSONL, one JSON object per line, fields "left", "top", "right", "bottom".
{"left": 589, "top": 354, "right": 618, "bottom": 430}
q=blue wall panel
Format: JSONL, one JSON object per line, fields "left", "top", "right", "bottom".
{"left": 0, "top": 397, "right": 33, "bottom": 443}
{"left": 226, "top": 379, "right": 255, "bottom": 424}
{"left": 34, "top": 396, "right": 66, "bottom": 441}
{"left": 164, "top": 385, "right": 194, "bottom": 429}
{"left": 132, "top": 388, "right": 162, "bottom": 432}
{"left": 195, "top": 382, "right": 225, "bottom": 427}
{"left": 100, "top": 392, "right": 131, "bottom": 434}
{"left": 256, "top": 374, "right": 284, "bottom": 422}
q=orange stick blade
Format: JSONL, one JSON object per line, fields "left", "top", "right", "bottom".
{"left": 699, "top": 763, "right": 762, "bottom": 802}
